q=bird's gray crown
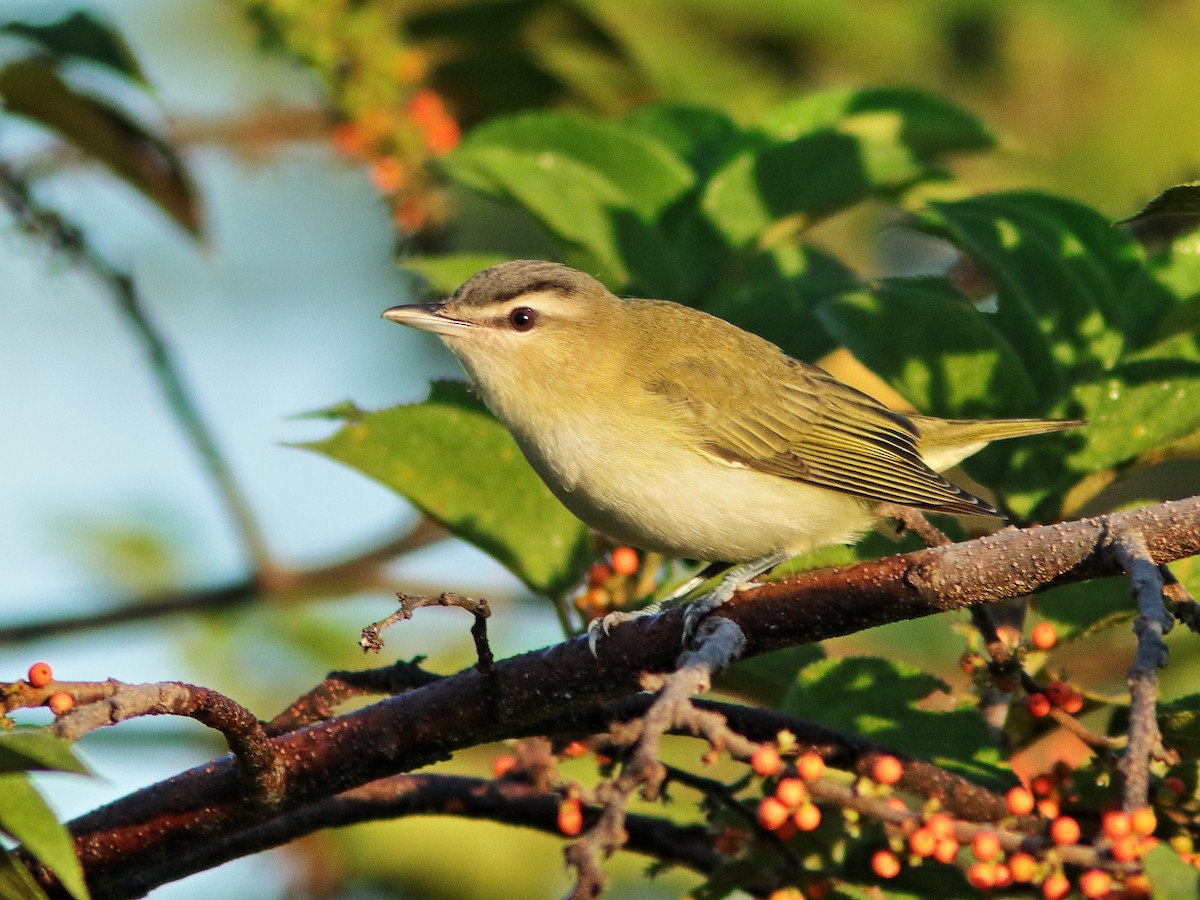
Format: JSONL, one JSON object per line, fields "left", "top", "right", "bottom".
{"left": 450, "top": 260, "right": 604, "bottom": 307}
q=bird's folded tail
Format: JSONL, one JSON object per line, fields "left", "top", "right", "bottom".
{"left": 909, "top": 414, "right": 1084, "bottom": 473}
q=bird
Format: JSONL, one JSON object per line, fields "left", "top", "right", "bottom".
{"left": 383, "top": 259, "right": 1080, "bottom": 647}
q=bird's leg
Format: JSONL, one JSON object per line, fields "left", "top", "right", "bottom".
{"left": 586, "top": 561, "right": 727, "bottom": 655}
{"left": 680, "top": 550, "right": 791, "bottom": 647}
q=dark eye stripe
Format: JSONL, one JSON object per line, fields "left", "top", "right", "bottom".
{"left": 509, "top": 307, "right": 538, "bottom": 331}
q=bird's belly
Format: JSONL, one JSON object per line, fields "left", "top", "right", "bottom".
{"left": 517, "top": 430, "right": 875, "bottom": 562}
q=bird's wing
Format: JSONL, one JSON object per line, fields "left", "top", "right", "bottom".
{"left": 648, "top": 355, "right": 997, "bottom": 516}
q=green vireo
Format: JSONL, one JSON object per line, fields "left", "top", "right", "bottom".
{"left": 384, "top": 260, "right": 1080, "bottom": 643}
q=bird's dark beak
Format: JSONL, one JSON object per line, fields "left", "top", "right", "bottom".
{"left": 382, "top": 303, "right": 475, "bottom": 336}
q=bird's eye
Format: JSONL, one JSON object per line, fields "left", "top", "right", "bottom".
{"left": 508, "top": 306, "right": 538, "bottom": 332}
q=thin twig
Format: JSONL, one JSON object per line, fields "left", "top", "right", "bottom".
{"left": 361, "top": 592, "right": 494, "bottom": 673}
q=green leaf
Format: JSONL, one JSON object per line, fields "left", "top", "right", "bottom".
{"left": 451, "top": 111, "right": 694, "bottom": 220}
{"left": 298, "top": 381, "right": 591, "bottom": 596}
{"left": 3, "top": 11, "right": 146, "bottom": 83}
{"left": 0, "top": 852, "right": 49, "bottom": 900}
{"left": 0, "top": 776, "right": 89, "bottom": 900}
{"left": 1066, "top": 337, "right": 1200, "bottom": 471}
{"left": 1143, "top": 844, "right": 1200, "bottom": 897}
{"left": 400, "top": 253, "right": 512, "bottom": 298}
{"left": 621, "top": 104, "right": 747, "bottom": 181}
{"left": 1120, "top": 182, "right": 1200, "bottom": 225}
{"left": 784, "top": 657, "right": 1014, "bottom": 790}
{"left": 0, "top": 58, "right": 201, "bottom": 236}
{"left": 1031, "top": 578, "right": 1134, "bottom": 642}
{"left": 0, "top": 732, "right": 90, "bottom": 777}
{"left": 817, "top": 278, "right": 1040, "bottom": 418}
{"left": 917, "top": 193, "right": 1168, "bottom": 385}
{"left": 1158, "top": 695, "right": 1200, "bottom": 756}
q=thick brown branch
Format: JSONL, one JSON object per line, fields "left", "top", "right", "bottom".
{"left": 45, "top": 497, "right": 1200, "bottom": 898}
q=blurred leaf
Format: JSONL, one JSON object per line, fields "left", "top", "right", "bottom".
{"left": 721, "top": 644, "right": 826, "bottom": 707}
{"left": 3, "top": 11, "right": 146, "bottom": 83}
{"left": 758, "top": 86, "right": 994, "bottom": 154}
{"left": 0, "top": 732, "right": 90, "bottom": 777}
{"left": 299, "top": 381, "right": 591, "bottom": 596}
{"left": 1159, "top": 695, "right": 1200, "bottom": 755}
{"left": 1120, "top": 182, "right": 1200, "bottom": 225}
{"left": 0, "top": 776, "right": 88, "bottom": 900}
{"left": 817, "top": 278, "right": 1040, "bottom": 418}
{"left": 784, "top": 657, "right": 1014, "bottom": 790}
{"left": 621, "top": 103, "right": 747, "bottom": 181}
{"left": 401, "top": 253, "right": 511, "bottom": 297}
{"left": 0, "top": 58, "right": 201, "bottom": 236}
{"left": 1066, "top": 337, "right": 1200, "bottom": 472}
{"left": 917, "top": 193, "right": 1168, "bottom": 386}
{"left": 0, "top": 852, "right": 49, "bottom": 900}
{"left": 1031, "top": 578, "right": 1133, "bottom": 642}
{"left": 1143, "top": 844, "right": 1200, "bottom": 897}
{"left": 702, "top": 88, "right": 992, "bottom": 248}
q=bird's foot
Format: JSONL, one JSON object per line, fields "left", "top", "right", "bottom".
{"left": 586, "top": 601, "right": 664, "bottom": 656}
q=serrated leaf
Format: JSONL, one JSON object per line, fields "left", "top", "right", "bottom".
{"left": 817, "top": 278, "right": 1040, "bottom": 418}
{"left": 1066, "top": 338, "right": 1200, "bottom": 471}
{"left": 0, "top": 852, "right": 49, "bottom": 900}
{"left": 0, "top": 776, "right": 88, "bottom": 900}
{"left": 784, "top": 657, "right": 1014, "bottom": 790}
{"left": 401, "top": 253, "right": 511, "bottom": 298}
{"left": 3, "top": 11, "right": 146, "bottom": 83}
{"left": 0, "top": 58, "right": 201, "bottom": 236}
{"left": 298, "top": 381, "right": 591, "bottom": 596}
{"left": 0, "top": 732, "right": 90, "bottom": 777}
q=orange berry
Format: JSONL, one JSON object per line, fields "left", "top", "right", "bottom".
{"left": 1045, "top": 679, "right": 1072, "bottom": 707}
{"left": 757, "top": 796, "right": 790, "bottom": 831}
{"left": 557, "top": 798, "right": 583, "bottom": 836}
{"left": 1008, "top": 852, "right": 1037, "bottom": 882}
{"left": 1130, "top": 806, "right": 1156, "bottom": 836}
{"left": 1102, "top": 809, "right": 1132, "bottom": 840}
{"left": 870, "top": 849, "right": 900, "bottom": 879}
{"left": 422, "top": 118, "right": 461, "bottom": 155}
{"left": 407, "top": 89, "right": 447, "bottom": 126}
{"left": 1062, "top": 691, "right": 1084, "bottom": 714}
{"left": 1050, "top": 815, "right": 1080, "bottom": 846}
{"left": 610, "top": 546, "right": 639, "bottom": 576}
{"left": 392, "top": 196, "right": 428, "bottom": 232}
{"left": 1031, "top": 622, "right": 1058, "bottom": 650}
{"left": 908, "top": 827, "right": 936, "bottom": 857}
{"left": 750, "top": 745, "right": 782, "bottom": 777}
{"left": 47, "top": 692, "right": 73, "bottom": 715}
{"left": 967, "top": 861, "right": 996, "bottom": 890}
{"left": 1027, "top": 693, "right": 1052, "bottom": 717}
{"left": 933, "top": 837, "right": 959, "bottom": 864}
{"left": 927, "top": 812, "right": 955, "bottom": 839}
{"left": 796, "top": 750, "right": 825, "bottom": 782}
{"left": 492, "top": 754, "right": 517, "bottom": 778}
{"left": 885, "top": 796, "right": 907, "bottom": 813}
{"left": 1007, "top": 786, "right": 1035, "bottom": 816}
{"left": 775, "top": 778, "right": 807, "bottom": 808}
{"left": 871, "top": 755, "right": 903, "bottom": 786}
{"left": 992, "top": 862, "right": 1012, "bottom": 888}
{"left": 1079, "top": 869, "right": 1111, "bottom": 898}
{"left": 369, "top": 156, "right": 407, "bottom": 193}
{"left": 1031, "top": 774, "right": 1055, "bottom": 797}
{"left": 1036, "top": 798, "right": 1060, "bottom": 820}
{"left": 331, "top": 121, "right": 368, "bottom": 159}
{"left": 586, "top": 563, "right": 611, "bottom": 587}
{"left": 972, "top": 830, "right": 1001, "bottom": 861}
{"left": 562, "top": 740, "right": 588, "bottom": 758}
{"left": 1123, "top": 874, "right": 1153, "bottom": 897}
{"left": 1042, "top": 872, "right": 1071, "bottom": 900}
{"left": 793, "top": 801, "right": 821, "bottom": 831}
{"left": 27, "top": 662, "right": 52, "bottom": 688}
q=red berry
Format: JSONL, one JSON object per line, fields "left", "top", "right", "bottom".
{"left": 492, "top": 754, "right": 517, "bottom": 778}
{"left": 27, "top": 662, "right": 52, "bottom": 688}
{"left": 1079, "top": 869, "right": 1112, "bottom": 898}
{"left": 796, "top": 750, "right": 825, "bottom": 782}
{"left": 757, "top": 796, "right": 790, "bottom": 831}
{"left": 972, "top": 830, "right": 1001, "bottom": 861}
{"left": 775, "top": 777, "right": 807, "bottom": 808}
{"left": 1007, "top": 786, "right": 1035, "bottom": 816}
{"left": 1062, "top": 691, "right": 1084, "bottom": 714}
{"left": 1042, "top": 872, "right": 1071, "bottom": 900}
{"left": 967, "top": 861, "right": 996, "bottom": 890}
{"left": 47, "top": 692, "right": 73, "bottom": 715}
{"left": 610, "top": 546, "right": 639, "bottom": 576}
{"left": 793, "top": 802, "right": 821, "bottom": 832}
{"left": 908, "top": 827, "right": 936, "bottom": 857}
{"left": 1031, "top": 774, "right": 1055, "bottom": 797}
{"left": 557, "top": 798, "right": 583, "bottom": 836}
{"left": 1130, "top": 806, "right": 1157, "bottom": 836}
{"left": 1050, "top": 815, "right": 1080, "bottom": 846}
{"left": 1166, "top": 776, "right": 1187, "bottom": 796}
{"left": 871, "top": 755, "right": 903, "bottom": 786}
{"left": 1027, "top": 693, "right": 1052, "bottom": 717}
{"left": 586, "top": 563, "right": 611, "bottom": 587}
{"left": 1045, "top": 679, "right": 1072, "bottom": 707}
{"left": 1109, "top": 834, "right": 1140, "bottom": 862}
{"left": 1101, "top": 809, "right": 1132, "bottom": 840}
{"left": 1031, "top": 622, "right": 1058, "bottom": 650}
{"left": 933, "top": 837, "right": 959, "bottom": 864}
{"left": 926, "top": 812, "right": 955, "bottom": 838}
{"left": 870, "top": 849, "right": 900, "bottom": 879}
{"left": 1008, "top": 852, "right": 1036, "bottom": 882}
{"left": 992, "top": 862, "right": 1012, "bottom": 888}
{"left": 750, "top": 745, "right": 782, "bottom": 777}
